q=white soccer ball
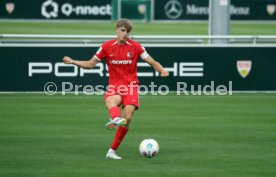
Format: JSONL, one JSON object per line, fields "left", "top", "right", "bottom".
{"left": 139, "top": 139, "right": 159, "bottom": 158}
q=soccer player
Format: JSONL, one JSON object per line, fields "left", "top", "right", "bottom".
{"left": 63, "top": 19, "right": 169, "bottom": 159}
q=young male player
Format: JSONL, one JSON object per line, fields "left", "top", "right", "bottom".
{"left": 63, "top": 19, "right": 169, "bottom": 159}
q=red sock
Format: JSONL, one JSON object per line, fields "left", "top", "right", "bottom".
{"left": 109, "top": 107, "right": 120, "bottom": 119}
{"left": 111, "top": 126, "right": 129, "bottom": 150}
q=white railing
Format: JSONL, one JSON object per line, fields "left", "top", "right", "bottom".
{"left": 1, "top": 34, "right": 276, "bottom": 45}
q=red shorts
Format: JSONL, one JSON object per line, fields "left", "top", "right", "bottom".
{"left": 104, "top": 85, "right": 139, "bottom": 110}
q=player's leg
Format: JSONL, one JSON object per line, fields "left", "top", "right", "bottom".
{"left": 120, "top": 85, "right": 139, "bottom": 128}
{"left": 106, "top": 87, "right": 139, "bottom": 159}
{"left": 110, "top": 105, "right": 135, "bottom": 150}
{"left": 105, "top": 94, "right": 127, "bottom": 130}
{"left": 105, "top": 94, "right": 126, "bottom": 159}
{"left": 107, "top": 105, "right": 135, "bottom": 159}
{"left": 105, "top": 94, "right": 121, "bottom": 110}
{"left": 122, "top": 105, "right": 136, "bottom": 128}
{"left": 109, "top": 105, "right": 135, "bottom": 150}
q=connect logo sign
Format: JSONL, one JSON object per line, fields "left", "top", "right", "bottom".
{"left": 41, "top": 0, "right": 58, "bottom": 18}
{"left": 41, "top": 0, "right": 111, "bottom": 19}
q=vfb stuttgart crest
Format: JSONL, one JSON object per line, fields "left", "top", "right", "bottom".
{"left": 5, "top": 3, "right": 15, "bottom": 14}
{"left": 267, "top": 4, "right": 276, "bottom": 16}
{"left": 237, "top": 60, "right": 252, "bottom": 78}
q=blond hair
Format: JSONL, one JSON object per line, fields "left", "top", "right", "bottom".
{"left": 116, "top": 19, "right": 134, "bottom": 32}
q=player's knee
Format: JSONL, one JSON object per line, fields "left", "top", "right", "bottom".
{"left": 105, "top": 99, "right": 118, "bottom": 109}
{"left": 105, "top": 101, "right": 113, "bottom": 109}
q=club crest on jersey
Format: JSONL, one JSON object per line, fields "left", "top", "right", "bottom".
{"left": 237, "top": 60, "right": 252, "bottom": 78}
{"left": 127, "top": 52, "right": 132, "bottom": 58}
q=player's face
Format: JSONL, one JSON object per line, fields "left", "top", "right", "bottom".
{"left": 116, "top": 27, "right": 130, "bottom": 44}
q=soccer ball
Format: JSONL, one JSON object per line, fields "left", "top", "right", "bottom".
{"left": 139, "top": 139, "right": 159, "bottom": 158}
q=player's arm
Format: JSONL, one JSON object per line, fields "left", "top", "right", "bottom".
{"left": 143, "top": 56, "right": 169, "bottom": 77}
{"left": 63, "top": 56, "right": 99, "bottom": 69}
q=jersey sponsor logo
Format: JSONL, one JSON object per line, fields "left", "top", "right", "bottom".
{"left": 110, "top": 60, "right": 132, "bottom": 65}
{"left": 237, "top": 60, "right": 252, "bottom": 78}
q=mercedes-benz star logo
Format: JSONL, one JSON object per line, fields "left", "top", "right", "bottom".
{"left": 164, "top": 0, "right": 183, "bottom": 20}
{"left": 41, "top": 0, "right": 58, "bottom": 19}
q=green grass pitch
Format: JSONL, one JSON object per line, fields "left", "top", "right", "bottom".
{"left": 1, "top": 93, "right": 276, "bottom": 177}
{"left": 0, "top": 21, "right": 276, "bottom": 35}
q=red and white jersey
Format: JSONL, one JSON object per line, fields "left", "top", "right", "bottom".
{"left": 94, "top": 38, "right": 149, "bottom": 86}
